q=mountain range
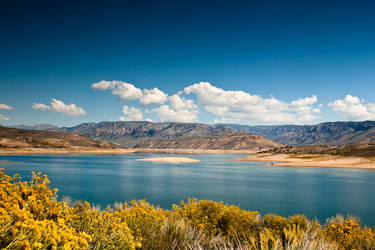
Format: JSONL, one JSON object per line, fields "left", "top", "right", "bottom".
{"left": 9, "top": 120, "right": 375, "bottom": 148}
{"left": 223, "top": 121, "right": 375, "bottom": 146}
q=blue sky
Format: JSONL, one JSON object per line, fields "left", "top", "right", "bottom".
{"left": 1, "top": 0, "right": 374, "bottom": 126}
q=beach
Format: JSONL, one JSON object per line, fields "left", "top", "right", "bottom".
{"left": 229, "top": 153, "right": 375, "bottom": 170}
{"left": 0, "top": 148, "right": 137, "bottom": 155}
{"left": 0, "top": 148, "right": 256, "bottom": 155}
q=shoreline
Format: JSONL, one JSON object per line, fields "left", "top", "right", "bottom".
{"left": 132, "top": 148, "right": 257, "bottom": 154}
{"left": 228, "top": 153, "right": 375, "bottom": 170}
{"left": 0, "top": 148, "right": 137, "bottom": 155}
{"left": 0, "top": 147, "right": 256, "bottom": 155}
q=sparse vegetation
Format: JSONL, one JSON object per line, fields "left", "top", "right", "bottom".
{"left": 259, "top": 144, "right": 375, "bottom": 158}
{"left": 1, "top": 169, "right": 374, "bottom": 249}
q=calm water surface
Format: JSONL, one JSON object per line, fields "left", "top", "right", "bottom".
{"left": 1, "top": 153, "right": 374, "bottom": 226}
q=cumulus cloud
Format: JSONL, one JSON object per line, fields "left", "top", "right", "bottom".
{"left": 92, "top": 80, "right": 169, "bottom": 106}
{"left": 92, "top": 80, "right": 143, "bottom": 101}
{"left": 32, "top": 103, "right": 49, "bottom": 110}
{"left": 140, "top": 88, "right": 168, "bottom": 106}
{"left": 91, "top": 79, "right": 324, "bottom": 124}
{"left": 0, "top": 104, "right": 13, "bottom": 110}
{"left": 32, "top": 98, "right": 86, "bottom": 116}
{"left": 119, "top": 105, "right": 143, "bottom": 121}
{"left": 0, "top": 114, "right": 10, "bottom": 121}
{"left": 328, "top": 95, "right": 375, "bottom": 121}
{"left": 152, "top": 95, "right": 198, "bottom": 122}
{"left": 184, "top": 82, "right": 320, "bottom": 124}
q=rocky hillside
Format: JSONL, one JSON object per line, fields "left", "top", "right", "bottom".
{"left": 0, "top": 126, "right": 115, "bottom": 149}
{"left": 134, "top": 132, "right": 282, "bottom": 150}
{"left": 224, "top": 121, "right": 375, "bottom": 146}
{"left": 58, "top": 122, "right": 236, "bottom": 147}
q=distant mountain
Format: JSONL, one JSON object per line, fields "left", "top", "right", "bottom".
{"left": 10, "top": 124, "right": 59, "bottom": 131}
{"left": 134, "top": 132, "right": 282, "bottom": 150}
{"left": 0, "top": 126, "right": 115, "bottom": 149}
{"left": 11, "top": 120, "right": 375, "bottom": 148}
{"left": 58, "top": 121, "right": 237, "bottom": 147}
{"left": 223, "top": 121, "right": 375, "bottom": 146}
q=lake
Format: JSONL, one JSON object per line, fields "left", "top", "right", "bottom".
{"left": 1, "top": 153, "right": 374, "bottom": 226}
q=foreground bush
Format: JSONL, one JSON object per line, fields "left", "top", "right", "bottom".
{"left": 1, "top": 169, "right": 374, "bottom": 249}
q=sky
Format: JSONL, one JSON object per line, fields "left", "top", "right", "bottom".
{"left": 1, "top": 0, "right": 374, "bottom": 127}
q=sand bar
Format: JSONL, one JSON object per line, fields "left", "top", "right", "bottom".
{"left": 228, "top": 153, "right": 375, "bottom": 170}
{"left": 137, "top": 157, "right": 200, "bottom": 163}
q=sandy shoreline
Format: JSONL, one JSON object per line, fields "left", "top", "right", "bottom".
{"left": 0, "top": 147, "right": 255, "bottom": 155}
{"left": 132, "top": 148, "right": 256, "bottom": 154}
{"left": 137, "top": 156, "right": 200, "bottom": 163}
{"left": 0, "top": 148, "right": 138, "bottom": 155}
{"left": 229, "top": 153, "right": 375, "bottom": 170}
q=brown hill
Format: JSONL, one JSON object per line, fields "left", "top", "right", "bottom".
{"left": 0, "top": 126, "right": 115, "bottom": 149}
{"left": 134, "top": 132, "right": 282, "bottom": 151}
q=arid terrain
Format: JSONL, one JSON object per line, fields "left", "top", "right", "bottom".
{"left": 232, "top": 144, "right": 375, "bottom": 169}
{"left": 0, "top": 126, "right": 137, "bottom": 155}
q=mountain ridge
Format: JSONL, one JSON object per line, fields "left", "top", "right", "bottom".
{"left": 222, "top": 121, "right": 375, "bottom": 146}
{"left": 9, "top": 120, "right": 375, "bottom": 147}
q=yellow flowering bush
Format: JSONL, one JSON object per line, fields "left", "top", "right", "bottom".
{"left": 0, "top": 169, "right": 90, "bottom": 249}
{"left": 324, "top": 219, "right": 375, "bottom": 249}
{"left": 1, "top": 169, "right": 374, "bottom": 249}
{"left": 173, "top": 198, "right": 259, "bottom": 239}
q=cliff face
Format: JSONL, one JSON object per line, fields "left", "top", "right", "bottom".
{"left": 225, "top": 121, "right": 375, "bottom": 146}
{"left": 134, "top": 132, "right": 282, "bottom": 151}
{"left": 0, "top": 126, "right": 115, "bottom": 149}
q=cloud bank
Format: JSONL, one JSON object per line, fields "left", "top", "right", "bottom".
{"left": 184, "top": 82, "right": 320, "bottom": 124}
{"left": 92, "top": 80, "right": 325, "bottom": 124}
{"left": 328, "top": 95, "right": 375, "bottom": 121}
{"left": 91, "top": 80, "right": 375, "bottom": 124}
{"left": 32, "top": 98, "right": 86, "bottom": 116}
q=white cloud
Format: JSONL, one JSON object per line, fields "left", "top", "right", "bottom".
{"left": 184, "top": 81, "right": 320, "bottom": 124}
{"left": 0, "top": 114, "right": 10, "bottom": 121}
{"left": 328, "top": 95, "right": 375, "bottom": 121}
{"left": 92, "top": 80, "right": 143, "bottom": 101}
{"left": 119, "top": 105, "right": 143, "bottom": 121}
{"left": 140, "top": 88, "right": 168, "bottom": 106}
{"left": 91, "top": 79, "right": 325, "bottom": 124}
{"left": 32, "top": 103, "right": 49, "bottom": 110}
{"left": 291, "top": 95, "right": 317, "bottom": 106}
{"left": 153, "top": 105, "right": 198, "bottom": 123}
{"left": 169, "top": 94, "right": 197, "bottom": 110}
{"left": 0, "top": 104, "right": 13, "bottom": 110}
{"left": 152, "top": 95, "right": 198, "bottom": 122}
{"left": 32, "top": 98, "right": 86, "bottom": 116}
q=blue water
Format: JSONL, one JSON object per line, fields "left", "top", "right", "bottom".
{"left": 1, "top": 153, "right": 374, "bottom": 226}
